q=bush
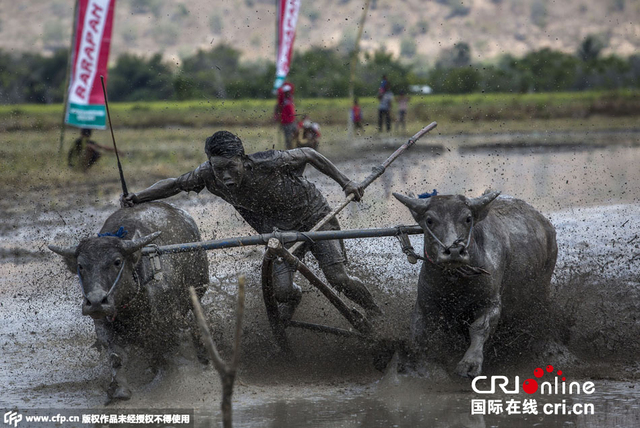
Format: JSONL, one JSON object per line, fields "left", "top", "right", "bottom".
{"left": 108, "top": 53, "right": 175, "bottom": 101}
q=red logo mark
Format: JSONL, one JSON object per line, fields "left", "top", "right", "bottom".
{"left": 523, "top": 364, "right": 567, "bottom": 394}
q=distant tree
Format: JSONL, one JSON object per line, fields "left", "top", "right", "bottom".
{"left": 108, "top": 53, "right": 174, "bottom": 101}
{"left": 578, "top": 35, "right": 607, "bottom": 63}
{"left": 0, "top": 49, "right": 68, "bottom": 103}
{"left": 288, "top": 47, "right": 349, "bottom": 97}
{"left": 182, "top": 45, "right": 241, "bottom": 74}
{"left": 437, "top": 43, "right": 472, "bottom": 68}
{"left": 360, "top": 47, "right": 412, "bottom": 95}
{"left": 517, "top": 48, "right": 580, "bottom": 92}
{"left": 429, "top": 66, "right": 481, "bottom": 94}
{"left": 400, "top": 38, "right": 417, "bottom": 58}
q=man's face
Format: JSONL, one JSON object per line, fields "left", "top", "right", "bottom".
{"left": 210, "top": 156, "right": 245, "bottom": 189}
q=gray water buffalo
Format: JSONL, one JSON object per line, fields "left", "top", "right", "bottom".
{"left": 393, "top": 190, "right": 557, "bottom": 378}
{"left": 49, "top": 202, "right": 209, "bottom": 401}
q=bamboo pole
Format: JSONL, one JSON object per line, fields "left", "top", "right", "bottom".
{"left": 58, "top": 0, "right": 80, "bottom": 155}
{"left": 348, "top": 0, "right": 372, "bottom": 102}
{"left": 287, "top": 122, "right": 437, "bottom": 255}
{"left": 348, "top": 0, "right": 372, "bottom": 136}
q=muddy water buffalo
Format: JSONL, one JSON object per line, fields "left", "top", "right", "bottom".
{"left": 393, "top": 190, "right": 557, "bottom": 378}
{"left": 49, "top": 202, "right": 209, "bottom": 400}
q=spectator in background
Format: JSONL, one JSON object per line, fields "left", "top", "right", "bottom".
{"left": 67, "top": 128, "right": 114, "bottom": 172}
{"left": 351, "top": 98, "right": 363, "bottom": 132}
{"left": 296, "top": 116, "right": 321, "bottom": 151}
{"left": 396, "top": 90, "right": 410, "bottom": 132}
{"left": 378, "top": 75, "right": 389, "bottom": 99}
{"left": 274, "top": 83, "right": 297, "bottom": 149}
{"left": 378, "top": 88, "right": 393, "bottom": 133}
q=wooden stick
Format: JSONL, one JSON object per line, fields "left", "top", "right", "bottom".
{"left": 288, "top": 122, "right": 437, "bottom": 254}
{"left": 189, "top": 274, "right": 246, "bottom": 428}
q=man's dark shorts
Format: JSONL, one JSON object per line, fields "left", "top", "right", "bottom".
{"left": 282, "top": 122, "right": 298, "bottom": 150}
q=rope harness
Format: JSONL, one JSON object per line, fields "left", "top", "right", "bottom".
{"left": 396, "top": 219, "right": 490, "bottom": 277}
{"left": 76, "top": 227, "right": 156, "bottom": 322}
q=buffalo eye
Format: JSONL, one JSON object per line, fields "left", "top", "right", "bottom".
{"left": 426, "top": 217, "right": 433, "bottom": 227}
{"left": 114, "top": 259, "right": 122, "bottom": 267}
{"left": 78, "top": 264, "right": 84, "bottom": 271}
{"left": 466, "top": 215, "right": 472, "bottom": 224}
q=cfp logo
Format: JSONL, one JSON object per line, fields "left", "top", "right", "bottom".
{"left": 3, "top": 411, "right": 22, "bottom": 427}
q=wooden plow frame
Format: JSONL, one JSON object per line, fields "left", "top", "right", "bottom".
{"left": 141, "top": 225, "right": 423, "bottom": 351}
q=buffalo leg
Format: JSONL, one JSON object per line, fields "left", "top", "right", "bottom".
{"left": 107, "top": 346, "right": 132, "bottom": 400}
{"left": 456, "top": 300, "right": 501, "bottom": 378}
{"left": 95, "top": 321, "right": 131, "bottom": 400}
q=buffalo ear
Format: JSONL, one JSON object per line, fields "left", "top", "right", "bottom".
{"left": 466, "top": 189, "right": 501, "bottom": 221}
{"left": 48, "top": 244, "right": 78, "bottom": 274}
{"left": 393, "top": 192, "right": 430, "bottom": 222}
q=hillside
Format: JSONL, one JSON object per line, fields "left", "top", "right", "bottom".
{"left": 1, "top": 0, "right": 639, "bottom": 65}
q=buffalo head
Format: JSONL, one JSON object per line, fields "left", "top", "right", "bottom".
{"left": 393, "top": 190, "right": 500, "bottom": 268}
{"left": 49, "top": 231, "right": 161, "bottom": 320}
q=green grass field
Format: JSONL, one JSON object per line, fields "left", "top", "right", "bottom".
{"left": 1, "top": 90, "right": 638, "bottom": 131}
{"left": 1, "top": 90, "right": 638, "bottom": 201}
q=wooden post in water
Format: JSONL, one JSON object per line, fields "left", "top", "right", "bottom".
{"left": 189, "top": 275, "right": 245, "bottom": 428}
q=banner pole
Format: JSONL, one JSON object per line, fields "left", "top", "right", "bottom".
{"left": 58, "top": 0, "right": 80, "bottom": 155}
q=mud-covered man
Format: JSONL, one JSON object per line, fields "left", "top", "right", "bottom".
{"left": 68, "top": 128, "right": 114, "bottom": 172}
{"left": 121, "top": 131, "right": 381, "bottom": 320}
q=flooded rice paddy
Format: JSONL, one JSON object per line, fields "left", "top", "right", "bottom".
{"left": 1, "top": 129, "right": 639, "bottom": 427}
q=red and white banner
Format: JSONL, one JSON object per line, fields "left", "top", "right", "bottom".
{"left": 273, "top": 0, "right": 300, "bottom": 92}
{"left": 65, "top": 0, "right": 116, "bottom": 129}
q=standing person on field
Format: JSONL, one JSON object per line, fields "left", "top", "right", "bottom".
{"left": 67, "top": 128, "right": 114, "bottom": 172}
{"left": 274, "top": 83, "right": 297, "bottom": 150}
{"left": 121, "top": 131, "right": 382, "bottom": 322}
{"left": 378, "top": 89, "right": 393, "bottom": 133}
{"left": 396, "top": 91, "right": 410, "bottom": 132}
{"left": 351, "top": 98, "right": 363, "bottom": 132}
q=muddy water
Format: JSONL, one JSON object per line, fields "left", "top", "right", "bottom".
{"left": 202, "top": 379, "right": 640, "bottom": 428}
{"left": 1, "top": 130, "right": 639, "bottom": 427}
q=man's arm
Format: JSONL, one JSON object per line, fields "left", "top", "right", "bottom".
{"left": 121, "top": 178, "right": 182, "bottom": 207}
{"left": 121, "top": 164, "right": 207, "bottom": 207}
{"left": 87, "top": 141, "right": 115, "bottom": 152}
{"left": 295, "top": 147, "right": 363, "bottom": 201}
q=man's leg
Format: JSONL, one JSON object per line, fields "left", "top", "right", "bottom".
{"left": 272, "top": 256, "right": 302, "bottom": 322}
{"left": 309, "top": 232, "right": 382, "bottom": 317}
{"left": 378, "top": 109, "right": 383, "bottom": 132}
{"left": 322, "top": 261, "right": 382, "bottom": 316}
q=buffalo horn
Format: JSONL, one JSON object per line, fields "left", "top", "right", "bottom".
{"left": 48, "top": 245, "right": 77, "bottom": 257}
{"left": 121, "top": 231, "right": 162, "bottom": 254}
{"left": 467, "top": 190, "right": 501, "bottom": 211}
{"left": 392, "top": 192, "right": 429, "bottom": 216}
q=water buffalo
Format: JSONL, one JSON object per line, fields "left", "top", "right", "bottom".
{"left": 393, "top": 190, "right": 557, "bottom": 378}
{"left": 49, "top": 202, "right": 209, "bottom": 400}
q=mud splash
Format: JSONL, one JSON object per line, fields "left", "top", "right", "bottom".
{"left": 1, "top": 134, "right": 639, "bottom": 426}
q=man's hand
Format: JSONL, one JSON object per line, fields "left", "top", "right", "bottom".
{"left": 343, "top": 180, "right": 364, "bottom": 201}
{"left": 120, "top": 193, "right": 137, "bottom": 208}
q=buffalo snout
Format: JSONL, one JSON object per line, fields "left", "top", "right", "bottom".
{"left": 438, "top": 244, "right": 469, "bottom": 266}
{"left": 82, "top": 289, "right": 115, "bottom": 319}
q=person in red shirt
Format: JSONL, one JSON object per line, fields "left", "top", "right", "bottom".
{"left": 351, "top": 98, "right": 363, "bottom": 131}
{"left": 274, "top": 83, "right": 297, "bottom": 149}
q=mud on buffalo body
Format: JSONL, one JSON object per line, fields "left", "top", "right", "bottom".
{"left": 393, "top": 190, "right": 558, "bottom": 378}
{"left": 49, "top": 202, "right": 209, "bottom": 401}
